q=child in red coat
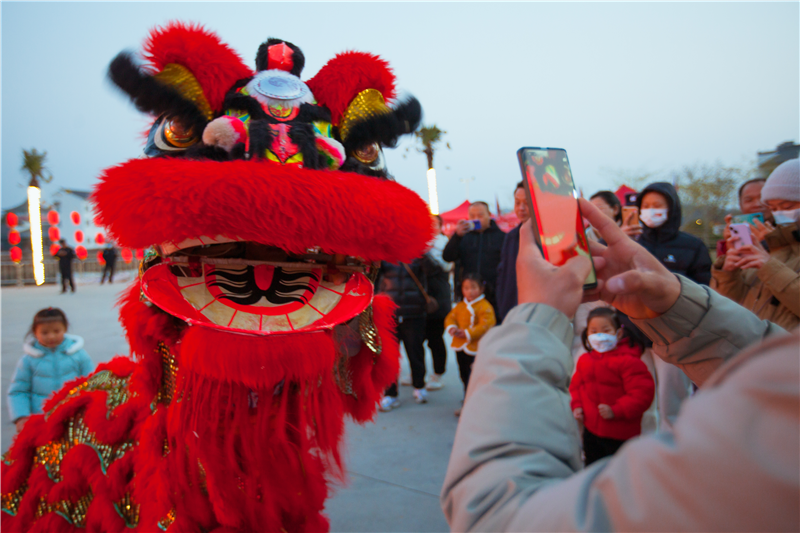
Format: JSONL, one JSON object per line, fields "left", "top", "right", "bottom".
{"left": 570, "top": 307, "right": 655, "bottom": 466}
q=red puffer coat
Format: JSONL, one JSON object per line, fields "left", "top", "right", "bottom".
{"left": 570, "top": 342, "right": 655, "bottom": 440}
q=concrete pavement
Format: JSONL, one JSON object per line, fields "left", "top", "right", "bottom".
{"left": 1, "top": 279, "right": 460, "bottom": 532}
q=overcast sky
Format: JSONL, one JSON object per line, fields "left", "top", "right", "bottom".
{"left": 2, "top": 2, "right": 798, "bottom": 212}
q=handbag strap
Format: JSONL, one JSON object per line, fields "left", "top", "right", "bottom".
{"left": 402, "top": 263, "right": 432, "bottom": 302}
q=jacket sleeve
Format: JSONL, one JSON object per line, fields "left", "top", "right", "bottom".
{"left": 466, "top": 303, "right": 497, "bottom": 343}
{"left": 442, "top": 234, "right": 462, "bottom": 263}
{"left": 632, "top": 275, "right": 786, "bottom": 387}
{"left": 441, "top": 278, "right": 797, "bottom": 533}
{"left": 609, "top": 358, "right": 655, "bottom": 420}
{"left": 757, "top": 256, "right": 800, "bottom": 318}
{"left": 686, "top": 241, "right": 712, "bottom": 286}
{"left": 7, "top": 356, "right": 33, "bottom": 421}
{"left": 710, "top": 261, "right": 749, "bottom": 304}
{"left": 568, "top": 363, "right": 584, "bottom": 410}
{"left": 76, "top": 350, "right": 95, "bottom": 377}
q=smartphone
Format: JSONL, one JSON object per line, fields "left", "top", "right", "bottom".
{"left": 517, "top": 147, "right": 597, "bottom": 289}
{"left": 465, "top": 220, "right": 482, "bottom": 232}
{"left": 729, "top": 223, "right": 753, "bottom": 249}
{"left": 732, "top": 213, "right": 764, "bottom": 225}
{"left": 622, "top": 206, "right": 639, "bottom": 226}
{"left": 624, "top": 192, "right": 638, "bottom": 206}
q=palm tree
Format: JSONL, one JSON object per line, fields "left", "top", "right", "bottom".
{"left": 408, "top": 125, "right": 449, "bottom": 214}
{"left": 21, "top": 148, "right": 53, "bottom": 188}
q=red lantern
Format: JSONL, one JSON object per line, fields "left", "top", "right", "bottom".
{"left": 8, "top": 231, "right": 21, "bottom": 246}
{"left": 48, "top": 226, "right": 61, "bottom": 242}
{"left": 74, "top": 230, "right": 84, "bottom": 243}
{"left": 10, "top": 247, "right": 22, "bottom": 263}
{"left": 97, "top": 251, "right": 106, "bottom": 265}
{"left": 95, "top": 233, "right": 105, "bottom": 245}
{"left": 50, "top": 243, "right": 61, "bottom": 256}
{"left": 6, "top": 212, "right": 18, "bottom": 227}
{"left": 76, "top": 245, "right": 88, "bottom": 260}
{"left": 121, "top": 248, "right": 133, "bottom": 263}
{"left": 70, "top": 211, "right": 81, "bottom": 225}
{"left": 47, "top": 210, "right": 59, "bottom": 225}
{"left": 135, "top": 248, "right": 145, "bottom": 260}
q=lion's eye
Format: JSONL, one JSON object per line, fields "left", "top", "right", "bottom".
{"left": 144, "top": 115, "right": 199, "bottom": 156}
{"left": 353, "top": 143, "right": 379, "bottom": 164}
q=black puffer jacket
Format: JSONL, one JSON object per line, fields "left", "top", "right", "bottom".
{"left": 377, "top": 256, "right": 441, "bottom": 320}
{"left": 636, "top": 182, "right": 712, "bottom": 285}
{"left": 442, "top": 220, "right": 505, "bottom": 301}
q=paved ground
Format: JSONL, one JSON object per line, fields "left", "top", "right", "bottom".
{"left": 1, "top": 277, "right": 459, "bottom": 532}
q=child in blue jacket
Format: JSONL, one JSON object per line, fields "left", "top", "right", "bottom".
{"left": 8, "top": 307, "right": 94, "bottom": 432}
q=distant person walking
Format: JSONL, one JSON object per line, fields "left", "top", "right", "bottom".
{"left": 101, "top": 244, "right": 118, "bottom": 284}
{"left": 54, "top": 240, "right": 76, "bottom": 293}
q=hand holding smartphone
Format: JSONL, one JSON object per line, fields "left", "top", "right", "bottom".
{"left": 517, "top": 147, "right": 597, "bottom": 290}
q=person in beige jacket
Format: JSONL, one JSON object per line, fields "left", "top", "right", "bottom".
{"left": 711, "top": 159, "right": 800, "bottom": 330}
{"left": 441, "top": 199, "right": 798, "bottom": 532}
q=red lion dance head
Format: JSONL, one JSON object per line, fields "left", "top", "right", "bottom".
{"left": 2, "top": 23, "right": 431, "bottom": 532}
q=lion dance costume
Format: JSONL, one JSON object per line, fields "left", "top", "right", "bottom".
{"left": 2, "top": 23, "right": 431, "bottom": 532}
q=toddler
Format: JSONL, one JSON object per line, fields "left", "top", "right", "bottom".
{"left": 8, "top": 307, "right": 94, "bottom": 432}
{"left": 445, "top": 273, "right": 496, "bottom": 415}
{"left": 570, "top": 307, "right": 654, "bottom": 465}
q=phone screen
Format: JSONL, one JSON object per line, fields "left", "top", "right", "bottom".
{"left": 517, "top": 147, "right": 597, "bottom": 289}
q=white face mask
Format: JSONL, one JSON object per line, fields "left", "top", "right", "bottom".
{"left": 772, "top": 208, "right": 800, "bottom": 225}
{"left": 588, "top": 333, "right": 618, "bottom": 353}
{"left": 640, "top": 208, "right": 669, "bottom": 228}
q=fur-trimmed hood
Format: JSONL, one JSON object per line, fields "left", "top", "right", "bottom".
{"left": 23, "top": 334, "right": 85, "bottom": 358}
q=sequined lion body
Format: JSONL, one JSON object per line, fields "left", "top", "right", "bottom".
{"left": 2, "top": 23, "right": 429, "bottom": 532}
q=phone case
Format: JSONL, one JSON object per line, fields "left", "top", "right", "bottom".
{"left": 730, "top": 223, "right": 753, "bottom": 249}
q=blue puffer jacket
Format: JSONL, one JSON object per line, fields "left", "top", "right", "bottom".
{"left": 7, "top": 334, "right": 94, "bottom": 421}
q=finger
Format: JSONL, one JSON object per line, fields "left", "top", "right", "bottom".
{"left": 518, "top": 220, "right": 545, "bottom": 261}
{"left": 587, "top": 239, "right": 608, "bottom": 256}
{"left": 591, "top": 255, "right": 607, "bottom": 272}
{"left": 580, "top": 198, "right": 628, "bottom": 246}
{"left": 562, "top": 254, "right": 592, "bottom": 286}
{"left": 605, "top": 269, "right": 648, "bottom": 296}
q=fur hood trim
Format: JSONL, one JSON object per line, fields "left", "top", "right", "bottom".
{"left": 23, "top": 334, "right": 85, "bottom": 358}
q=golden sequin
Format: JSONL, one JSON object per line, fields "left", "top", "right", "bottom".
{"left": 46, "top": 370, "right": 133, "bottom": 420}
{"left": 35, "top": 490, "right": 93, "bottom": 528}
{"left": 1, "top": 482, "right": 27, "bottom": 516}
{"left": 339, "top": 89, "right": 390, "bottom": 142}
{"left": 154, "top": 63, "right": 214, "bottom": 121}
{"left": 35, "top": 414, "right": 134, "bottom": 482}
{"left": 359, "top": 303, "right": 382, "bottom": 356}
{"left": 333, "top": 355, "right": 357, "bottom": 398}
{"left": 157, "top": 342, "right": 179, "bottom": 407}
{"left": 114, "top": 492, "right": 141, "bottom": 528}
{"left": 158, "top": 507, "right": 177, "bottom": 531}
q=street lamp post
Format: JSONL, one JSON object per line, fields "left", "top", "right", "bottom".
{"left": 27, "top": 185, "right": 45, "bottom": 285}
{"left": 427, "top": 168, "right": 440, "bottom": 215}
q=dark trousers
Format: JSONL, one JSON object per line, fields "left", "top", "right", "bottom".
{"left": 456, "top": 350, "right": 474, "bottom": 396}
{"left": 60, "top": 267, "right": 75, "bottom": 293}
{"left": 583, "top": 427, "right": 626, "bottom": 466}
{"left": 101, "top": 263, "right": 116, "bottom": 283}
{"left": 424, "top": 318, "right": 447, "bottom": 375}
{"left": 385, "top": 315, "right": 427, "bottom": 396}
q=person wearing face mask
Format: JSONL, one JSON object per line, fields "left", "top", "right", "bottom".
{"left": 712, "top": 159, "right": 800, "bottom": 330}
{"left": 635, "top": 182, "right": 711, "bottom": 431}
{"left": 569, "top": 307, "right": 654, "bottom": 466}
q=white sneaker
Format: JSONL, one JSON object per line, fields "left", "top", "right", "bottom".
{"left": 413, "top": 388, "right": 428, "bottom": 404}
{"left": 399, "top": 375, "right": 412, "bottom": 386}
{"left": 425, "top": 374, "right": 444, "bottom": 391}
{"left": 379, "top": 396, "right": 401, "bottom": 412}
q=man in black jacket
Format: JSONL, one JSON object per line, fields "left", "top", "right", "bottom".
{"left": 101, "top": 244, "right": 118, "bottom": 284}
{"left": 442, "top": 201, "right": 505, "bottom": 312}
{"left": 376, "top": 255, "right": 441, "bottom": 409}
{"left": 54, "top": 239, "right": 76, "bottom": 293}
{"left": 495, "top": 182, "right": 532, "bottom": 323}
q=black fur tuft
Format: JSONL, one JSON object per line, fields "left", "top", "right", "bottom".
{"left": 255, "top": 38, "right": 305, "bottom": 76}
{"left": 342, "top": 96, "right": 422, "bottom": 151}
{"left": 108, "top": 52, "right": 208, "bottom": 138}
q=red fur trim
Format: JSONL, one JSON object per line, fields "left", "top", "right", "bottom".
{"left": 142, "top": 21, "right": 253, "bottom": 112}
{"left": 307, "top": 51, "right": 397, "bottom": 126}
{"left": 340, "top": 295, "right": 401, "bottom": 422}
{"left": 180, "top": 325, "right": 336, "bottom": 388}
{"left": 92, "top": 158, "right": 434, "bottom": 263}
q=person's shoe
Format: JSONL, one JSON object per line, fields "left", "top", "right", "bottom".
{"left": 413, "top": 388, "right": 428, "bottom": 404}
{"left": 379, "top": 396, "right": 401, "bottom": 412}
{"left": 399, "top": 374, "right": 412, "bottom": 386}
{"left": 425, "top": 374, "right": 444, "bottom": 391}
